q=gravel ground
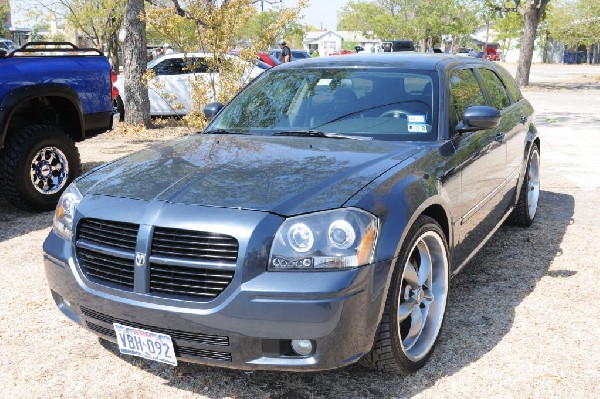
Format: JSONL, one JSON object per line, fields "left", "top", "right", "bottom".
{"left": 1, "top": 63, "right": 599, "bottom": 399}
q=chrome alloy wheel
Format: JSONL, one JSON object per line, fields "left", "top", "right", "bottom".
{"left": 30, "top": 146, "right": 70, "bottom": 195}
{"left": 527, "top": 148, "right": 540, "bottom": 220}
{"left": 398, "top": 231, "right": 449, "bottom": 362}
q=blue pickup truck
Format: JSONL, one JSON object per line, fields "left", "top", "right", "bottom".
{"left": 0, "top": 42, "right": 115, "bottom": 211}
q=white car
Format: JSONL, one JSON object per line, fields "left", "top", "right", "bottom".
{"left": 113, "top": 52, "right": 267, "bottom": 119}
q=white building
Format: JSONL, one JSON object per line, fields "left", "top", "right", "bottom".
{"left": 303, "top": 30, "right": 381, "bottom": 56}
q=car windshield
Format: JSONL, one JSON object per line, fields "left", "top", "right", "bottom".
{"left": 209, "top": 68, "right": 438, "bottom": 141}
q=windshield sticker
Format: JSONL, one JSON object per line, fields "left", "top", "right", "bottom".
{"left": 407, "top": 115, "right": 427, "bottom": 133}
{"left": 407, "top": 115, "right": 426, "bottom": 123}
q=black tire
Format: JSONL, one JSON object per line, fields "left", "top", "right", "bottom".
{"left": 508, "top": 143, "right": 540, "bottom": 227}
{"left": 0, "top": 125, "right": 82, "bottom": 211}
{"left": 361, "top": 215, "right": 449, "bottom": 373}
{"left": 113, "top": 95, "right": 125, "bottom": 122}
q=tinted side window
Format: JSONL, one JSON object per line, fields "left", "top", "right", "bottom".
{"left": 153, "top": 58, "right": 184, "bottom": 75}
{"left": 496, "top": 67, "right": 523, "bottom": 102}
{"left": 187, "top": 57, "right": 209, "bottom": 73}
{"left": 479, "top": 68, "right": 510, "bottom": 110}
{"left": 450, "top": 69, "right": 485, "bottom": 120}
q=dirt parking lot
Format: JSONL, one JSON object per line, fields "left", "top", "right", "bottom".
{"left": 1, "top": 63, "right": 599, "bottom": 398}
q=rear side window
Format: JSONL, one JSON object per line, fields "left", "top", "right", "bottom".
{"left": 153, "top": 58, "right": 184, "bottom": 75}
{"left": 495, "top": 67, "right": 523, "bottom": 102}
{"left": 479, "top": 68, "right": 511, "bottom": 110}
{"left": 450, "top": 69, "right": 485, "bottom": 120}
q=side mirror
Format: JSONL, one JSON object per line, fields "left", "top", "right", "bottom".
{"left": 204, "top": 102, "right": 224, "bottom": 121}
{"left": 457, "top": 105, "right": 500, "bottom": 133}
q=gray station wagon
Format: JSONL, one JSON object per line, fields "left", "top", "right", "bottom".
{"left": 44, "top": 54, "right": 540, "bottom": 374}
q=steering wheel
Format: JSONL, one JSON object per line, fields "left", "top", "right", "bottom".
{"left": 379, "top": 109, "right": 410, "bottom": 118}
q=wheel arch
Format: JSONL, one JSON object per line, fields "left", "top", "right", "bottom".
{"left": 0, "top": 84, "right": 85, "bottom": 148}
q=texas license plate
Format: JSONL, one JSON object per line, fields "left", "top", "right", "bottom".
{"left": 113, "top": 323, "right": 177, "bottom": 366}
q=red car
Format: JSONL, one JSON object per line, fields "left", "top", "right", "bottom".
{"left": 330, "top": 49, "right": 354, "bottom": 56}
{"left": 485, "top": 48, "right": 501, "bottom": 61}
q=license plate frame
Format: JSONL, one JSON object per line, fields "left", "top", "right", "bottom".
{"left": 113, "top": 323, "right": 177, "bottom": 366}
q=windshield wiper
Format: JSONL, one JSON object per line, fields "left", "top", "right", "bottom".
{"left": 273, "top": 130, "right": 372, "bottom": 140}
{"left": 203, "top": 129, "right": 250, "bottom": 135}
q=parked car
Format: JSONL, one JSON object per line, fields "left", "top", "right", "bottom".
{"left": 330, "top": 49, "right": 354, "bottom": 56}
{"left": 0, "top": 38, "right": 17, "bottom": 53}
{"left": 44, "top": 53, "right": 540, "bottom": 374}
{"left": 113, "top": 52, "right": 265, "bottom": 119}
{"left": 486, "top": 47, "right": 501, "bottom": 61}
{"left": 381, "top": 40, "right": 415, "bottom": 52}
{"left": 455, "top": 47, "right": 472, "bottom": 56}
{"left": 258, "top": 51, "right": 280, "bottom": 67}
{"left": 268, "top": 48, "right": 311, "bottom": 62}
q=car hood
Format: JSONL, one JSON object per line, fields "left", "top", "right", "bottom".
{"left": 77, "top": 134, "right": 422, "bottom": 216}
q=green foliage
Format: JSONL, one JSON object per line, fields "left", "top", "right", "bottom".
{"left": 0, "top": 3, "right": 9, "bottom": 37}
{"left": 547, "top": 0, "right": 600, "bottom": 47}
{"left": 337, "top": 0, "right": 479, "bottom": 48}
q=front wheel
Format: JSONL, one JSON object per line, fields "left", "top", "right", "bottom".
{"left": 361, "top": 215, "right": 449, "bottom": 373}
{"left": 0, "top": 125, "right": 82, "bottom": 211}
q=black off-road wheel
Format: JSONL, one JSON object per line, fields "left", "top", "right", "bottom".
{"left": 361, "top": 215, "right": 449, "bottom": 374}
{"left": 508, "top": 143, "right": 540, "bottom": 227}
{"left": 0, "top": 125, "right": 82, "bottom": 211}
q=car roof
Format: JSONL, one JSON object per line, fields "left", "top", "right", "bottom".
{"left": 276, "top": 53, "right": 491, "bottom": 71}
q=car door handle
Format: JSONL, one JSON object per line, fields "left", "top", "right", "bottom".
{"left": 520, "top": 115, "right": 528, "bottom": 124}
{"left": 495, "top": 132, "right": 506, "bottom": 142}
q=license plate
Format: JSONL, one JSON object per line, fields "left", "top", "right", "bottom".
{"left": 113, "top": 323, "right": 177, "bottom": 366}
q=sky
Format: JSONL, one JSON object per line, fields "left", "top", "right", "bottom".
{"left": 10, "top": 0, "right": 351, "bottom": 30}
{"left": 269, "top": 0, "right": 350, "bottom": 31}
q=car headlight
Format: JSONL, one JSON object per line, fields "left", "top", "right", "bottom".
{"left": 52, "top": 183, "right": 82, "bottom": 240}
{"left": 269, "top": 208, "right": 379, "bottom": 271}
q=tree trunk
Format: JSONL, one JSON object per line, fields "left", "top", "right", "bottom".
{"left": 123, "top": 0, "right": 151, "bottom": 127}
{"left": 515, "top": 0, "right": 550, "bottom": 86}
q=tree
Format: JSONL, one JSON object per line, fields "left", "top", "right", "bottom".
{"left": 515, "top": 0, "right": 551, "bottom": 85}
{"left": 337, "top": 0, "right": 478, "bottom": 51}
{"left": 123, "top": 0, "right": 151, "bottom": 127}
{"left": 485, "top": 0, "right": 551, "bottom": 86}
{"left": 31, "top": 0, "right": 125, "bottom": 70}
{"left": 493, "top": 10, "right": 523, "bottom": 61}
{"left": 0, "top": 3, "right": 9, "bottom": 38}
{"left": 548, "top": 0, "right": 600, "bottom": 63}
{"left": 144, "top": 0, "right": 307, "bottom": 126}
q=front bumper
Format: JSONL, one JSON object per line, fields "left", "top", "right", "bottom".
{"left": 44, "top": 229, "right": 392, "bottom": 371}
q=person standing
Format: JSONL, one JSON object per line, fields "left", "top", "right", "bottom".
{"left": 278, "top": 40, "right": 291, "bottom": 63}
{"left": 163, "top": 43, "right": 175, "bottom": 55}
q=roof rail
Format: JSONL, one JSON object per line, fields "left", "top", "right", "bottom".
{"left": 8, "top": 42, "right": 104, "bottom": 57}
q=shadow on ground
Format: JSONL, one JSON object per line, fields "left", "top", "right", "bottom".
{"left": 97, "top": 189, "right": 574, "bottom": 399}
{"left": 0, "top": 196, "right": 53, "bottom": 243}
